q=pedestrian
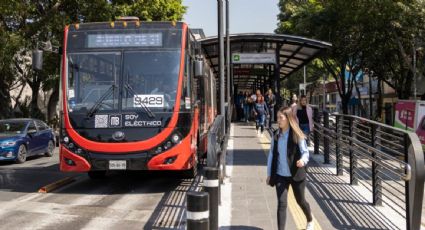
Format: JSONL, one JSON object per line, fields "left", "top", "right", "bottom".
{"left": 243, "top": 92, "right": 251, "bottom": 122}
{"left": 250, "top": 90, "right": 261, "bottom": 120}
{"left": 292, "top": 95, "right": 313, "bottom": 145}
{"left": 266, "top": 106, "right": 314, "bottom": 230}
{"left": 265, "top": 89, "right": 276, "bottom": 128}
{"left": 235, "top": 91, "right": 244, "bottom": 121}
{"left": 253, "top": 95, "right": 268, "bottom": 137}
{"left": 290, "top": 94, "right": 298, "bottom": 111}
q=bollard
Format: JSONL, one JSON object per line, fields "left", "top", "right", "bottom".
{"left": 187, "top": 191, "right": 209, "bottom": 230}
{"left": 204, "top": 167, "right": 219, "bottom": 230}
{"left": 313, "top": 108, "right": 320, "bottom": 155}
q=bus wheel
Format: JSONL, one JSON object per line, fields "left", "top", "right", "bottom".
{"left": 88, "top": 171, "right": 106, "bottom": 179}
{"left": 182, "top": 156, "right": 198, "bottom": 179}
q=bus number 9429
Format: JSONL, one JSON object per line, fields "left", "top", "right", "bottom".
{"left": 134, "top": 95, "right": 164, "bottom": 108}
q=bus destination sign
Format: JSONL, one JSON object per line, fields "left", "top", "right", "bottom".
{"left": 87, "top": 33, "right": 162, "bottom": 48}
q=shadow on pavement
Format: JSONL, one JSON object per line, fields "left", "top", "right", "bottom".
{"left": 143, "top": 168, "right": 203, "bottom": 230}
{"left": 220, "top": 226, "right": 264, "bottom": 230}
{"left": 307, "top": 163, "right": 402, "bottom": 230}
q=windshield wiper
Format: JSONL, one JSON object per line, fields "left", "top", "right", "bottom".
{"left": 124, "top": 83, "right": 155, "bottom": 118}
{"left": 87, "top": 85, "right": 116, "bottom": 117}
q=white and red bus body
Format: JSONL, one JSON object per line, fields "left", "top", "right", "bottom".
{"left": 59, "top": 21, "right": 216, "bottom": 175}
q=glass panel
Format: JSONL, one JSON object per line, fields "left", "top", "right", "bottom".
{"left": 122, "top": 50, "right": 181, "bottom": 111}
{"left": 0, "top": 121, "right": 27, "bottom": 135}
{"left": 67, "top": 52, "right": 121, "bottom": 113}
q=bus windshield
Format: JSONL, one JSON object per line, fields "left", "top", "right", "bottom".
{"left": 67, "top": 50, "right": 181, "bottom": 114}
{"left": 67, "top": 52, "right": 120, "bottom": 113}
{"left": 122, "top": 50, "right": 180, "bottom": 111}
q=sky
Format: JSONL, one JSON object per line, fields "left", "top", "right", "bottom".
{"left": 182, "top": 0, "right": 280, "bottom": 37}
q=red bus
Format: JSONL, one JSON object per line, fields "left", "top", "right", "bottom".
{"left": 58, "top": 18, "right": 217, "bottom": 178}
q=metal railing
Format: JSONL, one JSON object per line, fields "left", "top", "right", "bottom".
{"left": 206, "top": 115, "right": 226, "bottom": 178}
{"left": 313, "top": 109, "right": 424, "bottom": 230}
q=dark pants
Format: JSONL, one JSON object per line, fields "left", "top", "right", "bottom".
{"left": 268, "top": 107, "right": 274, "bottom": 128}
{"left": 299, "top": 123, "right": 310, "bottom": 145}
{"left": 275, "top": 175, "right": 312, "bottom": 230}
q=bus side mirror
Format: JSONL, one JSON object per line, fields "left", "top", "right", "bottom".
{"left": 194, "top": 60, "right": 204, "bottom": 77}
{"left": 32, "top": 50, "right": 43, "bottom": 71}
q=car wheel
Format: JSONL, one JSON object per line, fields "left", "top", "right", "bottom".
{"left": 88, "top": 171, "right": 107, "bottom": 179}
{"left": 15, "top": 145, "right": 27, "bottom": 164}
{"left": 45, "top": 140, "right": 55, "bottom": 157}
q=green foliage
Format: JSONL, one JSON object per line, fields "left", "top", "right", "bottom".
{"left": 0, "top": 0, "right": 186, "bottom": 120}
{"left": 276, "top": 0, "right": 425, "bottom": 113}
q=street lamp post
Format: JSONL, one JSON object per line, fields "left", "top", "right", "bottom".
{"left": 413, "top": 40, "right": 417, "bottom": 100}
{"left": 218, "top": 0, "right": 225, "bottom": 132}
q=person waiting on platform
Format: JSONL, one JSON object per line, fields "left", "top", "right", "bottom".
{"left": 253, "top": 95, "right": 269, "bottom": 137}
{"left": 267, "top": 106, "right": 314, "bottom": 230}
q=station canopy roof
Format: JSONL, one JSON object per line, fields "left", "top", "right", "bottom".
{"left": 198, "top": 33, "right": 332, "bottom": 89}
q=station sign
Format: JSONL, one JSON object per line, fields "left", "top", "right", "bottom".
{"left": 233, "top": 68, "right": 268, "bottom": 76}
{"left": 232, "top": 53, "right": 276, "bottom": 64}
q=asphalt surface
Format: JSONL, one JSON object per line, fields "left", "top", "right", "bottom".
{"left": 0, "top": 149, "right": 202, "bottom": 230}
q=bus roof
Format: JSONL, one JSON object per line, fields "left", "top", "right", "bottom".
{"left": 68, "top": 21, "right": 186, "bottom": 32}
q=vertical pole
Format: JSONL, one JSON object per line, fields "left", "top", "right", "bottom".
{"left": 371, "top": 124, "right": 382, "bottom": 206}
{"left": 303, "top": 65, "right": 307, "bottom": 95}
{"left": 225, "top": 0, "right": 231, "bottom": 132}
{"left": 368, "top": 71, "right": 373, "bottom": 119}
{"left": 218, "top": 0, "right": 225, "bottom": 132}
{"left": 413, "top": 41, "right": 417, "bottom": 100}
{"left": 323, "top": 75, "right": 327, "bottom": 111}
{"left": 313, "top": 107, "right": 320, "bottom": 155}
{"left": 275, "top": 44, "right": 281, "bottom": 107}
{"left": 404, "top": 133, "right": 410, "bottom": 230}
{"left": 204, "top": 167, "right": 219, "bottom": 230}
{"left": 335, "top": 115, "right": 342, "bottom": 175}
{"left": 187, "top": 191, "right": 209, "bottom": 230}
{"left": 323, "top": 110, "right": 330, "bottom": 164}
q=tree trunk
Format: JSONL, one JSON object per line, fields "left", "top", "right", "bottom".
{"left": 341, "top": 95, "right": 349, "bottom": 114}
{"left": 47, "top": 85, "right": 59, "bottom": 123}
{"left": 29, "top": 73, "right": 44, "bottom": 120}
{"left": 0, "top": 80, "right": 12, "bottom": 119}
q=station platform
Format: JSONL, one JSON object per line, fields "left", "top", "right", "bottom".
{"left": 219, "top": 122, "right": 417, "bottom": 230}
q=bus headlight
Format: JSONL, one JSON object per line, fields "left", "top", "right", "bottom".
{"left": 63, "top": 136, "right": 69, "bottom": 144}
{"left": 155, "top": 146, "right": 163, "bottom": 154}
{"left": 171, "top": 134, "right": 180, "bottom": 144}
{"left": 164, "top": 141, "right": 172, "bottom": 150}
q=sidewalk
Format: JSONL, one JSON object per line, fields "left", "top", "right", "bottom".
{"left": 219, "top": 122, "right": 410, "bottom": 230}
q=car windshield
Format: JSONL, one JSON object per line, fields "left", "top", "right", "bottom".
{"left": 0, "top": 121, "right": 27, "bottom": 135}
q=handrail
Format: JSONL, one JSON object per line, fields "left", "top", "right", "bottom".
{"left": 313, "top": 110, "right": 424, "bottom": 230}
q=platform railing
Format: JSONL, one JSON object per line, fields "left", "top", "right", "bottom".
{"left": 206, "top": 115, "right": 226, "bottom": 179}
{"left": 313, "top": 109, "right": 424, "bottom": 230}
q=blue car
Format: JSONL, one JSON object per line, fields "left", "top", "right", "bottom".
{"left": 0, "top": 118, "right": 55, "bottom": 163}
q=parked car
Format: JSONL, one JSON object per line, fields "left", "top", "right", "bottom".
{"left": 0, "top": 118, "right": 55, "bottom": 163}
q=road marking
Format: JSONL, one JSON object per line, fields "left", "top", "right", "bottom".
{"left": 260, "top": 133, "right": 322, "bottom": 230}
{"left": 219, "top": 125, "right": 233, "bottom": 228}
{"left": 38, "top": 176, "right": 76, "bottom": 193}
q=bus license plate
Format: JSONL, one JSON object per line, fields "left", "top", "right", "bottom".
{"left": 109, "top": 160, "right": 126, "bottom": 170}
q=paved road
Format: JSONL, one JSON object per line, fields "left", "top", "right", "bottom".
{"left": 0, "top": 149, "right": 202, "bottom": 230}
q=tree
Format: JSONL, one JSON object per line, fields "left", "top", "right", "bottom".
{"left": 276, "top": 0, "right": 425, "bottom": 116}
{"left": 0, "top": 0, "right": 186, "bottom": 121}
